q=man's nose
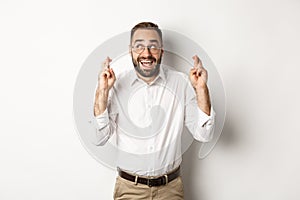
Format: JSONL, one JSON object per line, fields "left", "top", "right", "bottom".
{"left": 141, "top": 47, "right": 151, "bottom": 56}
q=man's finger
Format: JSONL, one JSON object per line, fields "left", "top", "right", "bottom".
{"left": 197, "top": 68, "right": 201, "bottom": 76}
{"left": 99, "top": 71, "right": 108, "bottom": 79}
{"left": 102, "top": 56, "right": 112, "bottom": 70}
{"left": 109, "top": 68, "right": 116, "bottom": 79}
{"left": 193, "top": 55, "right": 204, "bottom": 70}
{"left": 190, "top": 68, "right": 197, "bottom": 76}
{"left": 198, "top": 67, "right": 207, "bottom": 76}
{"left": 104, "top": 69, "right": 112, "bottom": 78}
{"left": 192, "top": 55, "right": 199, "bottom": 67}
{"left": 106, "top": 56, "right": 112, "bottom": 69}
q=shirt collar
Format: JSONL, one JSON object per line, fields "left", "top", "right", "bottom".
{"left": 130, "top": 65, "right": 166, "bottom": 86}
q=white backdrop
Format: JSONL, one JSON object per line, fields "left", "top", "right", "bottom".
{"left": 1, "top": 0, "right": 299, "bottom": 199}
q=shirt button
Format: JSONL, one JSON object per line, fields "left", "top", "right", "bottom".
{"left": 149, "top": 146, "right": 154, "bottom": 151}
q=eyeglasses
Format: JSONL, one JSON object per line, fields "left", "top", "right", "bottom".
{"left": 131, "top": 44, "right": 162, "bottom": 54}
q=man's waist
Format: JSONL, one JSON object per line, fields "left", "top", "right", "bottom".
{"left": 115, "top": 156, "right": 182, "bottom": 176}
{"left": 117, "top": 166, "right": 181, "bottom": 187}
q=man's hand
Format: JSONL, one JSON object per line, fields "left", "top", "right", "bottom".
{"left": 189, "top": 55, "right": 211, "bottom": 115}
{"left": 98, "top": 57, "right": 116, "bottom": 91}
{"left": 94, "top": 57, "right": 116, "bottom": 116}
{"left": 189, "top": 55, "right": 208, "bottom": 90}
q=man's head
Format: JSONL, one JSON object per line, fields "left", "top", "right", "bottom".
{"left": 130, "top": 22, "right": 164, "bottom": 79}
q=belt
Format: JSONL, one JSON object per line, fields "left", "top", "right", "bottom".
{"left": 118, "top": 167, "right": 180, "bottom": 187}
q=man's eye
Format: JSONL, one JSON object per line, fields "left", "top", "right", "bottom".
{"left": 149, "top": 45, "right": 158, "bottom": 49}
{"left": 135, "top": 44, "right": 144, "bottom": 49}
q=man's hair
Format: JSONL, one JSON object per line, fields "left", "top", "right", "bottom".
{"left": 130, "top": 22, "right": 163, "bottom": 45}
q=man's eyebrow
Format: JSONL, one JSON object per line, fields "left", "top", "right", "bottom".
{"left": 133, "top": 39, "right": 145, "bottom": 43}
{"left": 133, "top": 39, "right": 159, "bottom": 44}
{"left": 149, "top": 39, "right": 159, "bottom": 43}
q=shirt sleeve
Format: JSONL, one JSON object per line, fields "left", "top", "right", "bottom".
{"left": 184, "top": 83, "right": 216, "bottom": 142}
{"left": 92, "top": 90, "right": 118, "bottom": 146}
{"left": 193, "top": 106, "right": 216, "bottom": 142}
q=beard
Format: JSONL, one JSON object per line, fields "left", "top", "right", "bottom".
{"left": 131, "top": 53, "right": 162, "bottom": 78}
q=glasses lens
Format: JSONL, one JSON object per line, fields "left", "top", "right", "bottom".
{"left": 150, "top": 47, "right": 159, "bottom": 54}
{"left": 132, "top": 45, "right": 161, "bottom": 54}
{"left": 133, "top": 45, "right": 144, "bottom": 54}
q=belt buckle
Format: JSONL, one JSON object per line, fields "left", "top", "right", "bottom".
{"left": 147, "top": 178, "right": 153, "bottom": 187}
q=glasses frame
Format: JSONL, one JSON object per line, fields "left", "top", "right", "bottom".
{"left": 130, "top": 45, "right": 162, "bottom": 54}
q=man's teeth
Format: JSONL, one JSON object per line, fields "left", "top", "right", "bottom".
{"left": 140, "top": 60, "right": 153, "bottom": 65}
{"left": 141, "top": 61, "right": 152, "bottom": 64}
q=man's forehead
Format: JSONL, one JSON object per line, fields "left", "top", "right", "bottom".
{"left": 132, "top": 29, "right": 161, "bottom": 42}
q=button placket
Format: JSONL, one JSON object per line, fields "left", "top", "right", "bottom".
{"left": 146, "top": 86, "right": 152, "bottom": 110}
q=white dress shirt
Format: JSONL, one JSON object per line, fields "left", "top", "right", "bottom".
{"left": 94, "top": 65, "right": 215, "bottom": 176}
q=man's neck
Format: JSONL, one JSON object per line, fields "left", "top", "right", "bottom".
{"left": 136, "top": 72, "right": 158, "bottom": 84}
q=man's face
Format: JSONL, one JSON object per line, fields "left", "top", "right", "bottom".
{"left": 130, "top": 29, "right": 163, "bottom": 78}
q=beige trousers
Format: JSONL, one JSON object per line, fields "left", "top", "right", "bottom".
{"left": 113, "top": 175, "right": 184, "bottom": 200}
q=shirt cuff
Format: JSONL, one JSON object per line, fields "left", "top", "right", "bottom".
{"left": 95, "top": 108, "right": 109, "bottom": 128}
{"left": 197, "top": 106, "right": 215, "bottom": 127}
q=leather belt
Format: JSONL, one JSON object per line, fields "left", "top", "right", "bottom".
{"left": 118, "top": 167, "right": 180, "bottom": 187}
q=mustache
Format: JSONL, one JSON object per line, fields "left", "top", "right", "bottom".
{"left": 137, "top": 56, "right": 156, "bottom": 62}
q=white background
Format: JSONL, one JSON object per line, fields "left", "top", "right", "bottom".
{"left": 1, "top": 0, "right": 299, "bottom": 199}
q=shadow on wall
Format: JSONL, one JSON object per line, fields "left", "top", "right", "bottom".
{"left": 181, "top": 115, "right": 236, "bottom": 200}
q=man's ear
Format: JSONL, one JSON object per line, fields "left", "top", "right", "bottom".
{"left": 128, "top": 45, "right": 132, "bottom": 54}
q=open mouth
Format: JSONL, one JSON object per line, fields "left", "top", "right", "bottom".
{"left": 139, "top": 59, "right": 155, "bottom": 69}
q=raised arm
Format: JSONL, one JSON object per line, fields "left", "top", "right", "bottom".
{"left": 94, "top": 57, "right": 116, "bottom": 116}
{"left": 189, "top": 55, "right": 211, "bottom": 115}
{"left": 186, "top": 55, "right": 215, "bottom": 142}
{"left": 93, "top": 57, "right": 117, "bottom": 146}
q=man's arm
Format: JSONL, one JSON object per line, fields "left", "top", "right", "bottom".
{"left": 93, "top": 57, "right": 117, "bottom": 146}
{"left": 185, "top": 55, "right": 215, "bottom": 142}
{"left": 94, "top": 57, "right": 116, "bottom": 116}
{"left": 189, "top": 55, "right": 211, "bottom": 115}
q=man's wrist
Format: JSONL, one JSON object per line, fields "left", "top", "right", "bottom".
{"left": 195, "top": 86, "right": 211, "bottom": 116}
{"left": 194, "top": 84, "right": 208, "bottom": 94}
{"left": 94, "top": 102, "right": 106, "bottom": 116}
{"left": 94, "top": 88, "right": 109, "bottom": 116}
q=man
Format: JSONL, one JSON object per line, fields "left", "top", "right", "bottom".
{"left": 93, "top": 22, "right": 215, "bottom": 199}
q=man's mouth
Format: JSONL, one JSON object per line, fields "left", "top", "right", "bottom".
{"left": 140, "top": 60, "right": 154, "bottom": 67}
{"left": 133, "top": 56, "right": 160, "bottom": 77}
{"left": 138, "top": 58, "right": 156, "bottom": 69}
